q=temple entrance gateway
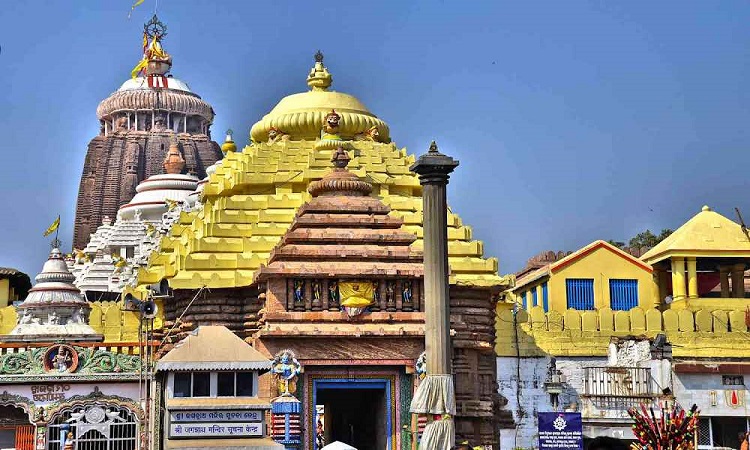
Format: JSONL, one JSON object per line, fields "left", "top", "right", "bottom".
{"left": 313, "top": 380, "right": 391, "bottom": 450}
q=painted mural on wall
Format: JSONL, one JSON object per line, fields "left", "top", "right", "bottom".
{"left": 0, "top": 345, "right": 143, "bottom": 376}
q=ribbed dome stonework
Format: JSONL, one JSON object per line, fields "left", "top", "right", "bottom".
{"left": 249, "top": 54, "right": 390, "bottom": 143}
{"left": 8, "top": 248, "right": 101, "bottom": 341}
{"left": 96, "top": 81, "right": 214, "bottom": 122}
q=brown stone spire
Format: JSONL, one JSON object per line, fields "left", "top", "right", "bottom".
{"left": 163, "top": 139, "right": 186, "bottom": 174}
{"left": 308, "top": 147, "right": 372, "bottom": 197}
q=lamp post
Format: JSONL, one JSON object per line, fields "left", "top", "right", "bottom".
{"left": 409, "top": 141, "right": 459, "bottom": 450}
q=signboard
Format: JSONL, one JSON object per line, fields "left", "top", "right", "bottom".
{"left": 169, "top": 423, "right": 262, "bottom": 438}
{"left": 538, "top": 412, "right": 583, "bottom": 450}
{"left": 170, "top": 410, "right": 263, "bottom": 423}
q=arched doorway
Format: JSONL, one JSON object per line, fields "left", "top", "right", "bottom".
{"left": 46, "top": 404, "right": 138, "bottom": 450}
{"left": 0, "top": 405, "right": 34, "bottom": 450}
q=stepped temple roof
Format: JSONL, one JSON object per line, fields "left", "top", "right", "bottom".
{"left": 255, "top": 146, "right": 422, "bottom": 281}
{"left": 642, "top": 205, "right": 750, "bottom": 264}
{"left": 9, "top": 248, "right": 100, "bottom": 340}
{"left": 137, "top": 54, "right": 504, "bottom": 290}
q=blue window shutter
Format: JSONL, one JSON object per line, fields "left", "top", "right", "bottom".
{"left": 610, "top": 279, "right": 638, "bottom": 311}
{"left": 542, "top": 282, "right": 549, "bottom": 312}
{"left": 532, "top": 288, "right": 538, "bottom": 307}
{"left": 566, "top": 279, "right": 594, "bottom": 310}
{"left": 521, "top": 291, "right": 527, "bottom": 310}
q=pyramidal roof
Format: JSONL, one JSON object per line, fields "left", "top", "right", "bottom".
{"left": 641, "top": 205, "right": 750, "bottom": 264}
{"left": 136, "top": 57, "right": 505, "bottom": 290}
{"left": 156, "top": 326, "right": 272, "bottom": 372}
{"left": 255, "top": 147, "right": 422, "bottom": 281}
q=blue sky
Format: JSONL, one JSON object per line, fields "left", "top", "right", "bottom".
{"left": 1, "top": 0, "right": 750, "bottom": 278}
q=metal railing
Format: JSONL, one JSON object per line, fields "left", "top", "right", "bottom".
{"left": 583, "top": 366, "right": 657, "bottom": 398}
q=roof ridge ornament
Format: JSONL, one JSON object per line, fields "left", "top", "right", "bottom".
{"left": 307, "top": 50, "right": 332, "bottom": 91}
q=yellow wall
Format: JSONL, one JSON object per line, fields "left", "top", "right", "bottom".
{"left": 0, "top": 279, "right": 10, "bottom": 307}
{"left": 515, "top": 246, "right": 656, "bottom": 312}
{"left": 495, "top": 302, "right": 750, "bottom": 358}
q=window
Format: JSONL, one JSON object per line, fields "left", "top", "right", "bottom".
{"left": 172, "top": 372, "right": 256, "bottom": 398}
{"left": 566, "top": 279, "right": 595, "bottom": 310}
{"left": 521, "top": 291, "right": 527, "bottom": 310}
{"left": 531, "top": 288, "right": 538, "bottom": 307}
{"left": 236, "top": 372, "right": 254, "bottom": 396}
{"left": 542, "top": 282, "right": 549, "bottom": 312}
{"left": 610, "top": 279, "right": 638, "bottom": 310}
{"left": 173, "top": 372, "right": 210, "bottom": 397}
{"left": 722, "top": 375, "right": 744, "bottom": 386}
{"left": 126, "top": 246, "right": 135, "bottom": 258}
{"left": 174, "top": 372, "right": 191, "bottom": 398}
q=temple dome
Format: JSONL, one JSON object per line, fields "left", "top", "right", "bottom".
{"left": 249, "top": 52, "right": 390, "bottom": 143}
{"left": 118, "top": 173, "right": 199, "bottom": 221}
{"left": 96, "top": 81, "right": 214, "bottom": 122}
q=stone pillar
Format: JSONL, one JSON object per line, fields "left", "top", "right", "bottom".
{"left": 687, "top": 257, "right": 698, "bottom": 299}
{"left": 135, "top": 110, "right": 139, "bottom": 130}
{"left": 671, "top": 257, "right": 686, "bottom": 301}
{"left": 652, "top": 269, "right": 664, "bottom": 307}
{"left": 719, "top": 266, "right": 730, "bottom": 297}
{"left": 409, "top": 141, "right": 458, "bottom": 450}
{"left": 731, "top": 263, "right": 745, "bottom": 298}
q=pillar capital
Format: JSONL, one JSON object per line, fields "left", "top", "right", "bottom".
{"left": 409, "top": 141, "right": 459, "bottom": 185}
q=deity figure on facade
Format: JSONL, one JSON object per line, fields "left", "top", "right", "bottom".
{"left": 311, "top": 280, "right": 322, "bottom": 310}
{"left": 293, "top": 280, "right": 304, "bottom": 304}
{"left": 402, "top": 281, "right": 413, "bottom": 303}
{"left": 372, "top": 282, "right": 379, "bottom": 303}
{"left": 385, "top": 281, "right": 396, "bottom": 309}
{"left": 48, "top": 311, "right": 59, "bottom": 325}
{"left": 63, "top": 432, "right": 74, "bottom": 450}
{"left": 52, "top": 346, "right": 72, "bottom": 373}
{"left": 271, "top": 350, "right": 302, "bottom": 396}
{"left": 328, "top": 281, "right": 339, "bottom": 304}
{"left": 321, "top": 110, "right": 341, "bottom": 139}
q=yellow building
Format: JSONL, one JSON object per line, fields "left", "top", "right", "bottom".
{"left": 0, "top": 267, "right": 30, "bottom": 307}
{"left": 642, "top": 205, "right": 750, "bottom": 311}
{"left": 496, "top": 206, "right": 750, "bottom": 448}
{"left": 512, "top": 240, "right": 656, "bottom": 312}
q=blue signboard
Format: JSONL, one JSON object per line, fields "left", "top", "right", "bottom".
{"left": 538, "top": 412, "right": 583, "bottom": 450}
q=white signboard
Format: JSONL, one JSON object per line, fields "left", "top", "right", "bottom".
{"left": 0, "top": 383, "right": 140, "bottom": 406}
{"left": 170, "top": 410, "right": 263, "bottom": 423}
{"left": 169, "top": 423, "right": 262, "bottom": 438}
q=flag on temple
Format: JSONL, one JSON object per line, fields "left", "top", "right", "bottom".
{"left": 339, "top": 281, "right": 374, "bottom": 308}
{"left": 128, "top": 0, "right": 145, "bottom": 18}
{"left": 43, "top": 216, "right": 60, "bottom": 237}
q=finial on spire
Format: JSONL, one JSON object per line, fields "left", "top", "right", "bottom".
{"left": 221, "top": 129, "right": 237, "bottom": 153}
{"left": 50, "top": 238, "right": 62, "bottom": 250}
{"left": 307, "top": 50, "right": 332, "bottom": 91}
{"left": 226, "top": 129, "right": 233, "bottom": 138}
{"left": 163, "top": 139, "right": 186, "bottom": 174}
{"left": 144, "top": 14, "right": 168, "bottom": 40}
{"left": 331, "top": 146, "right": 351, "bottom": 169}
{"left": 429, "top": 141, "right": 439, "bottom": 153}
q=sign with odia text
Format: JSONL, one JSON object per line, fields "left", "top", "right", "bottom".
{"left": 538, "top": 412, "right": 583, "bottom": 450}
{"left": 169, "top": 423, "right": 262, "bottom": 438}
{"left": 170, "top": 410, "right": 263, "bottom": 423}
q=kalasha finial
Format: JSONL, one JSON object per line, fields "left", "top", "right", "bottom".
{"left": 50, "top": 238, "right": 62, "bottom": 250}
{"left": 226, "top": 129, "right": 233, "bottom": 138}
{"left": 331, "top": 146, "right": 351, "bottom": 169}
{"left": 429, "top": 141, "right": 439, "bottom": 153}
{"left": 315, "top": 50, "right": 324, "bottom": 63}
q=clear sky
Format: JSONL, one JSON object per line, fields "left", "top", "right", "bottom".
{"left": 1, "top": 0, "right": 750, "bottom": 279}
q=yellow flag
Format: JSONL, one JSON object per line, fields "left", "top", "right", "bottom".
{"left": 43, "top": 216, "right": 60, "bottom": 237}
{"left": 339, "top": 281, "right": 374, "bottom": 308}
{"left": 128, "top": 0, "right": 145, "bottom": 18}
{"left": 131, "top": 58, "right": 148, "bottom": 79}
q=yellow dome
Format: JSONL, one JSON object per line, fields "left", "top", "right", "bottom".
{"left": 221, "top": 129, "right": 237, "bottom": 153}
{"left": 249, "top": 52, "right": 390, "bottom": 143}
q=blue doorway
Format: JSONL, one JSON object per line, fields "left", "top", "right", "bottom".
{"left": 313, "top": 378, "right": 392, "bottom": 450}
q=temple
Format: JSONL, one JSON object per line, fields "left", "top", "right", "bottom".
{"left": 496, "top": 205, "right": 750, "bottom": 448}
{"left": 135, "top": 53, "right": 511, "bottom": 448}
{"left": 73, "top": 15, "right": 222, "bottom": 250}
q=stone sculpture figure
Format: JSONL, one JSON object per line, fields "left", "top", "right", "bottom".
{"left": 321, "top": 110, "right": 341, "bottom": 139}
{"left": 48, "top": 311, "right": 59, "bottom": 326}
{"left": 385, "top": 281, "right": 396, "bottom": 311}
{"left": 53, "top": 346, "right": 72, "bottom": 373}
{"left": 402, "top": 281, "right": 413, "bottom": 302}
{"left": 63, "top": 432, "right": 74, "bottom": 450}
{"left": 271, "top": 350, "right": 302, "bottom": 396}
